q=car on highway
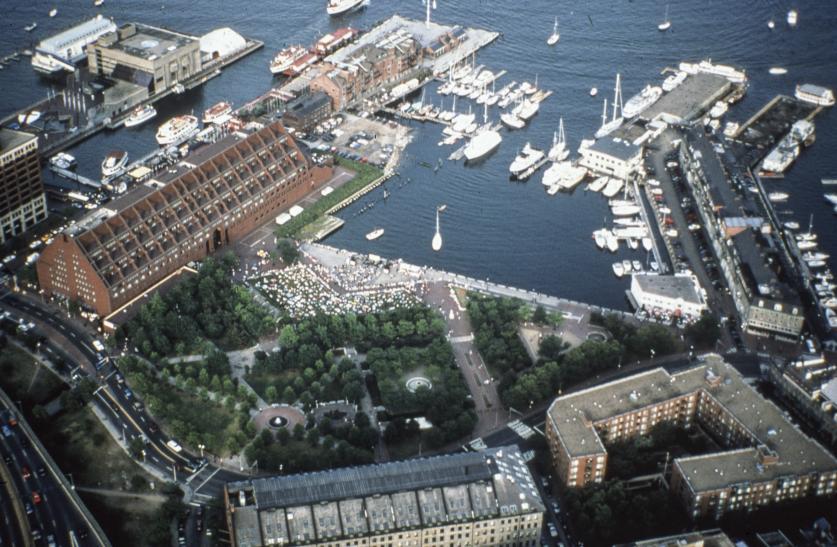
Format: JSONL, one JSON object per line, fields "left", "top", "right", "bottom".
{"left": 21, "top": 465, "right": 31, "bottom": 479}
{"left": 24, "top": 501, "right": 33, "bottom": 514}
{"left": 167, "top": 440, "right": 183, "bottom": 453}
{"left": 548, "top": 522, "right": 559, "bottom": 538}
{"left": 123, "top": 387, "right": 133, "bottom": 399}
{"left": 32, "top": 491, "right": 42, "bottom": 504}
{"left": 1, "top": 424, "right": 11, "bottom": 437}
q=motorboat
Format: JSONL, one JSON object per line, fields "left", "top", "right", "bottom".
{"left": 547, "top": 17, "right": 560, "bottom": 45}
{"left": 327, "top": 0, "right": 365, "bottom": 16}
{"left": 463, "top": 121, "right": 502, "bottom": 162}
{"left": 49, "top": 8, "right": 57, "bottom": 17}
{"left": 822, "top": 298, "right": 837, "bottom": 309}
{"left": 124, "top": 104, "right": 157, "bottom": 128}
{"left": 49, "top": 152, "right": 76, "bottom": 170}
{"left": 601, "top": 178, "right": 624, "bottom": 198}
{"left": 593, "top": 230, "right": 607, "bottom": 250}
{"left": 787, "top": 9, "right": 798, "bottom": 26}
{"left": 509, "top": 143, "right": 545, "bottom": 178}
{"left": 784, "top": 221, "right": 801, "bottom": 230}
{"left": 622, "top": 85, "right": 663, "bottom": 118}
{"left": 769, "top": 67, "right": 788, "bottom": 75}
{"left": 203, "top": 101, "right": 233, "bottom": 124}
{"left": 24, "top": 22, "right": 38, "bottom": 32}
{"left": 804, "top": 252, "right": 830, "bottom": 262}
{"left": 628, "top": 238, "right": 639, "bottom": 250}
{"left": 824, "top": 194, "right": 837, "bottom": 206}
{"left": 798, "top": 240, "right": 818, "bottom": 251}
{"left": 808, "top": 260, "right": 827, "bottom": 269}
{"left": 590, "top": 87, "right": 598, "bottom": 97}
{"left": 366, "top": 228, "right": 384, "bottom": 241}
{"left": 642, "top": 237, "right": 653, "bottom": 251}
{"left": 612, "top": 205, "right": 642, "bottom": 217}
{"left": 588, "top": 176, "right": 609, "bottom": 193}
{"left": 767, "top": 19, "right": 775, "bottom": 29}
{"left": 513, "top": 99, "right": 539, "bottom": 122}
{"left": 622, "top": 260, "right": 633, "bottom": 273}
{"left": 612, "top": 262, "right": 625, "bottom": 278}
{"left": 500, "top": 112, "right": 525, "bottom": 130}
{"left": 826, "top": 309, "right": 837, "bottom": 330}
{"left": 101, "top": 150, "right": 128, "bottom": 178}
{"left": 606, "top": 231, "right": 619, "bottom": 252}
{"left": 155, "top": 115, "right": 199, "bottom": 146}
{"left": 632, "top": 260, "right": 643, "bottom": 272}
{"left": 768, "top": 192, "right": 789, "bottom": 202}
{"left": 17, "top": 110, "right": 41, "bottom": 125}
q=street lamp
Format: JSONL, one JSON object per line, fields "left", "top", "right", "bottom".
{"left": 198, "top": 443, "right": 206, "bottom": 458}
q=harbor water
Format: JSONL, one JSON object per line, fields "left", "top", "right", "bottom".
{"left": 1, "top": 0, "right": 835, "bottom": 310}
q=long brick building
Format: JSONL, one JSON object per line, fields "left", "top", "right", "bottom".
{"left": 546, "top": 354, "right": 837, "bottom": 520}
{"left": 225, "top": 446, "right": 544, "bottom": 547}
{"left": 36, "top": 121, "right": 331, "bottom": 317}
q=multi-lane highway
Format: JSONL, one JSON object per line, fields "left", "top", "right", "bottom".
{"left": 1, "top": 393, "right": 108, "bottom": 546}
{"left": 0, "top": 289, "right": 246, "bottom": 507}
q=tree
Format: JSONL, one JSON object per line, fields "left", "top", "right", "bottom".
{"left": 532, "top": 305, "right": 548, "bottom": 325}
{"left": 279, "top": 325, "right": 299, "bottom": 350}
{"left": 282, "top": 385, "right": 296, "bottom": 403}
{"left": 277, "top": 239, "right": 300, "bottom": 264}
{"left": 684, "top": 313, "right": 721, "bottom": 350}
{"left": 265, "top": 386, "right": 278, "bottom": 403}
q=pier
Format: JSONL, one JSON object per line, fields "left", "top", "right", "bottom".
{"left": 46, "top": 165, "right": 101, "bottom": 189}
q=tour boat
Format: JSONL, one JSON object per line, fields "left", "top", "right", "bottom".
{"left": 124, "top": 104, "right": 157, "bottom": 128}
{"left": 203, "top": 101, "right": 233, "bottom": 124}
{"left": 269, "top": 45, "right": 307, "bottom": 75}
{"left": 365, "top": 228, "right": 384, "bottom": 241}
{"left": 101, "top": 150, "right": 128, "bottom": 178}
{"left": 155, "top": 115, "right": 199, "bottom": 146}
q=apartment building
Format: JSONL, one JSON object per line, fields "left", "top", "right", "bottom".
{"left": 37, "top": 121, "right": 331, "bottom": 317}
{"left": 0, "top": 129, "right": 47, "bottom": 244}
{"left": 546, "top": 355, "right": 837, "bottom": 520}
{"left": 225, "top": 446, "right": 545, "bottom": 547}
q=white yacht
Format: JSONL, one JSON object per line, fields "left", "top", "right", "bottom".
{"left": 101, "top": 150, "right": 128, "bottom": 178}
{"left": 622, "top": 85, "right": 663, "bottom": 118}
{"left": 509, "top": 143, "right": 545, "bottom": 178}
{"left": 548, "top": 117, "right": 569, "bottom": 162}
{"left": 327, "top": 0, "right": 364, "bottom": 16}
{"left": 662, "top": 71, "right": 687, "bottom": 92}
{"left": 547, "top": 17, "right": 560, "bottom": 45}
{"left": 595, "top": 74, "right": 624, "bottom": 138}
{"left": 542, "top": 161, "right": 585, "bottom": 190}
{"left": 155, "top": 115, "right": 199, "bottom": 146}
{"left": 464, "top": 129, "right": 502, "bottom": 162}
{"left": 124, "top": 104, "right": 157, "bottom": 128}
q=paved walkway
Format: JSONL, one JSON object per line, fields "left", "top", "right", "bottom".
{"left": 75, "top": 486, "right": 167, "bottom": 503}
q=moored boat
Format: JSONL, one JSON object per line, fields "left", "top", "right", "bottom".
{"left": 124, "top": 104, "right": 157, "bottom": 128}
{"left": 155, "top": 115, "right": 199, "bottom": 146}
{"left": 203, "top": 101, "right": 233, "bottom": 124}
{"left": 366, "top": 228, "right": 384, "bottom": 241}
{"left": 269, "top": 45, "right": 307, "bottom": 75}
{"left": 101, "top": 150, "right": 128, "bottom": 178}
{"left": 327, "top": 0, "right": 365, "bottom": 16}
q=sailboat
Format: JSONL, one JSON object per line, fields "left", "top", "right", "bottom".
{"left": 548, "top": 118, "right": 569, "bottom": 162}
{"left": 595, "top": 73, "right": 623, "bottom": 139}
{"left": 547, "top": 17, "right": 560, "bottom": 45}
{"left": 658, "top": 5, "right": 671, "bottom": 31}
{"left": 432, "top": 205, "right": 445, "bottom": 251}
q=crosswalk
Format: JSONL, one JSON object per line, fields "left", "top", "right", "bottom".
{"left": 509, "top": 419, "right": 536, "bottom": 439}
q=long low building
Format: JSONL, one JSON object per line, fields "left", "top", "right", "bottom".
{"left": 630, "top": 272, "right": 707, "bottom": 318}
{"left": 37, "top": 121, "right": 331, "bottom": 317}
{"left": 225, "top": 446, "right": 545, "bottom": 547}
{"left": 546, "top": 354, "right": 837, "bottom": 520}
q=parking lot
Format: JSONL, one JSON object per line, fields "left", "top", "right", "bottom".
{"left": 298, "top": 112, "right": 410, "bottom": 170}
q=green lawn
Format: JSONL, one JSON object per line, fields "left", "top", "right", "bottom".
{"left": 275, "top": 158, "right": 384, "bottom": 239}
{"left": 0, "top": 344, "right": 64, "bottom": 406}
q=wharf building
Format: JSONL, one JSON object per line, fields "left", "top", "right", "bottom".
{"left": 36, "top": 121, "right": 331, "bottom": 317}
{"left": 675, "top": 126, "right": 804, "bottom": 340}
{"left": 765, "top": 355, "right": 837, "bottom": 450}
{"left": 629, "top": 272, "right": 707, "bottom": 319}
{"left": 578, "top": 137, "right": 644, "bottom": 181}
{"left": 546, "top": 354, "right": 837, "bottom": 520}
{"left": 281, "top": 91, "right": 333, "bottom": 133}
{"left": 0, "top": 129, "right": 47, "bottom": 245}
{"left": 225, "top": 446, "right": 545, "bottom": 547}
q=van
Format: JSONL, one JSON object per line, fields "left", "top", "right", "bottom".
{"left": 166, "top": 440, "right": 183, "bottom": 453}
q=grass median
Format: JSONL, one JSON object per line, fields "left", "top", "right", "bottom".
{"left": 275, "top": 158, "right": 384, "bottom": 240}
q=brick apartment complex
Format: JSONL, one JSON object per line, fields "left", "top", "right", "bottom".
{"left": 36, "top": 121, "right": 331, "bottom": 317}
{"left": 310, "top": 30, "right": 422, "bottom": 111}
{"left": 0, "top": 129, "right": 47, "bottom": 244}
{"left": 225, "top": 446, "right": 544, "bottom": 547}
{"left": 546, "top": 354, "right": 837, "bottom": 520}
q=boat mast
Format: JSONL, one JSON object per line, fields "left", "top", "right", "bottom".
{"left": 612, "top": 73, "right": 622, "bottom": 121}
{"left": 558, "top": 117, "right": 565, "bottom": 147}
{"left": 601, "top": 98, "right": 608, "bottom": 129}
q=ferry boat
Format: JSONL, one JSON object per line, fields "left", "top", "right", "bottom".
{"left": 365, "top": 228, "right": 384, "bottom": 241}
{"left": 203, "top": 101, "right": 233, "bottom": 124}
{"left": 795, "top": 83, "right": 835, "bottom": 106}
{"left": 124, "top": 104, "right": 157, "bottom": 128}
{"left": 49, "top": 152, "right": 76, "bottom": 170}
{"left": 622, "top": 85, "right": 662, "bottom": 118}
{"left": 286, "top": 52, "right": 320, "bottom": 76}
{"left": 31, "top": 16, "right": 116, "bottom": 75}
{"left": 269, "top": 45, "right": 307, "bottom": 75}
{"left": 314, "top": 27, "right": 358, "bottom": 55}
{"left": 679, "top": 60, "right": 746, "bottom": 84}
{"left": 327, "top": 0, "right": 365, "bottom": 16}
{"left": 509, "top": 143, "right": 545, "bottom": 178}
{"left": 155, "top": 115, "right": 199, "bottom": 146}
{"left": 101, "top": 150, "right": 128, "bottom": 178}
{"left": 547, "top": 17, "right": 560, "bottom": 45}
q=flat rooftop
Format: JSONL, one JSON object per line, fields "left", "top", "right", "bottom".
{"left": 641, "top": 72, "right": 731, "bottom": 122}
{"left": 632, "top": 273, "right": 704, "bottom": 306}
{"left": 226, "top": 446, "right": 544, "bottom": 545}
{"left": 0, "top": 128, "right": 36, "bottom": 154}
{"left": 547, "top": 354, "right": 837, "bottom": 492}
{"left": 587, "top": 136, "right": 641, "bottom": 161}
{"left": 103, "top": 23, "right": 196, "bottom": 60}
